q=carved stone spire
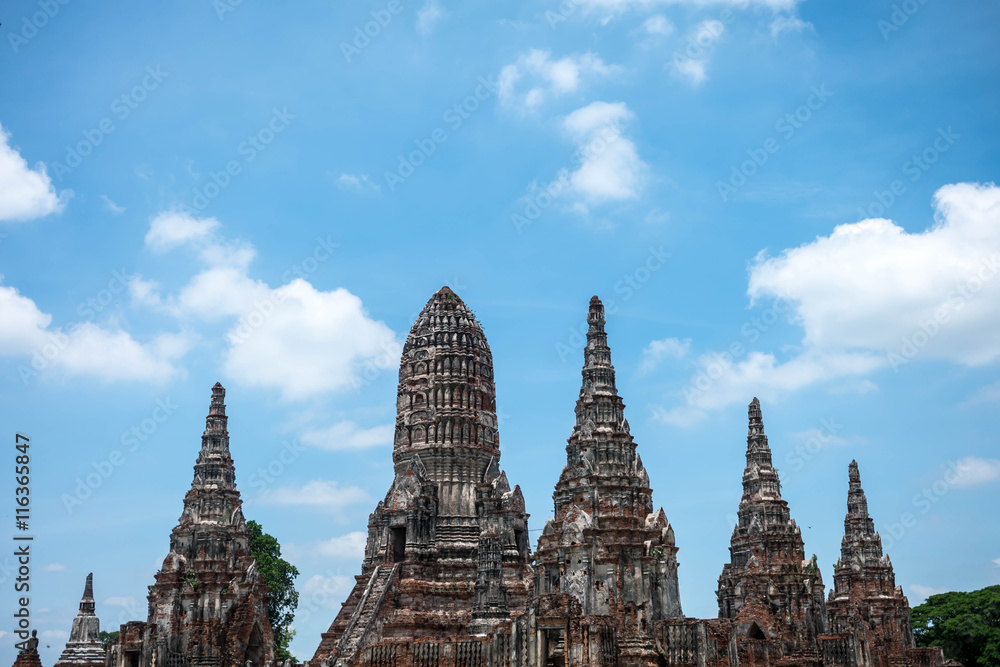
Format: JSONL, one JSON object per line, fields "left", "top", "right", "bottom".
{"left": 312, "top": 287, "right": 533, "bottom": 666}
{"left": 828, "top": 461, "right": 915, "bottom": 657}
{"left": 138, "top": 383, "right": 273, "bottom": 666}
{"left": 535, "top": 295, "right": 681, "bottom": 640}
{"left": 717, "top": 398, "right": 827, "bottom": 656}
{"left": 54, "top": 574, "right": 104, "bottom": 667}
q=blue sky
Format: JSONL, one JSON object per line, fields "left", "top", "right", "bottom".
{"left": 1, "top": 0, "right": 999, "bottom": 662}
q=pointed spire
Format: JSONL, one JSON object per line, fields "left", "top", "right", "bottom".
{"left": 79, "top": 573, "right": 95, "bottom": 615}
{"left": 582, "top": 296, "right": 616, "bottom": 393}
{"left": 847, "top": 459, "right": 869, "bottom": 518}
{"left": 204, "top": 382, "right": 228, "bottom": 438}
{"left": 741, "top": 398, "right": 781, "bottom": 501}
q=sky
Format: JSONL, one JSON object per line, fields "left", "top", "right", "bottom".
{"left": 0, "top": 0, "right": 998, "bottom": 663}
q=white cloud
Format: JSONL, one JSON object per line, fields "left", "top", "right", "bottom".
{"left": 562, "top": 101, "right": 646, "bottom": 206}
{"left": 770, "top": 15, "right": 813, "bottom": 38}
{"left": 332, "top": 172, "right": 380, "bottom": 193}
{"left": 670, "top": 20, "right": 725, "bottom": 85}
{"left": 749, "top": 183, "right": 1000, "bottom": 366}
{"left": 133, "top": 213, "right": 400, "bottom": 400}
{"left": 639, "top": 337, "right": 690, "bottom": 373}
{"left": 654, "top": 350, "right": 883, "bottom": 427}
{"left": 949, "top": 456, "right": 1000, "bottom": 488}
{"left": 416, "top": 1, "right": 446, "bottom": 35}
{"left": 0, "top": 281, "right": 191, "bottom": 384}
{"left": 656, "top": 182, "right": 1000, "bottom": 426}
{"left": 498, "top": 50, "right": 621, "bottom": 111}
{"left": 909, "top": 584, "right": 948, "bottom": 605}
{"left": 101, "top": 195, "right": 125, "bottom": 215}
{"left": 301, "top": 421, "right": 394, "bottom": 450}
{"left": 257, "top": 480, "right": 370, "bottom": 511}
{"left": 993, "top": 557, "right": 1000, "bottom": 567}
{"left": 0, "top": 123, "right": 69, "bottom": 223}
{"left": 315, "top": 531, "right": 368, "bottom": 558}
{"left": 643, "top": 15, "right": 674, "bottom": 35}
{"left": 41, "top": 563, "right": 67, "bottom": 572}
{"left": 145, "top": 211, "right": 220, "bottom": 253}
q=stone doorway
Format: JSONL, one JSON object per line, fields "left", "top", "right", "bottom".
{"left": 390, "top": 527, "right": 407, "bottom": 562}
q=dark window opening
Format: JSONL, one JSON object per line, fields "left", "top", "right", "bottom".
{"left": 513, "top": 527, "right": 525, "bottom": 553}
{"left": 391, "top": 526, "right": 407, "bottom": 562}
{"left": 747, "top": 622, "right": 766, "bottom": 640}
{"left": 126, "top": 653, "right": 140, "bottom": 667}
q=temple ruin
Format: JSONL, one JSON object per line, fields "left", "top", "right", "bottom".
{"left": 53, "top": 574, "right": 105, "bottom": 667}
{"left": 29, "top": 288, "right": 947, "bottom": 667}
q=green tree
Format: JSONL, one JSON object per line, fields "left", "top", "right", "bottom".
{"left": 247, "top": 520, "right": 300, "bottom": 663}
{"left": 99, "top": 630, "right": 119, "bottom": 651}
{"left": 911, "top": 585, "right": 1000, "bottom": 667}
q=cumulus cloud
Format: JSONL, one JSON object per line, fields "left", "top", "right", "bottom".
{"left": 301, "top": 421, "right": 394, "bottom": 450}
{"left": 0, "top": 281, "right": 191, "bottom": 384}
{"left": 132, "top": 212, "right": 400, "bottom": 399}
{"left": 670, "top": 20, "right": 725, "bottom": 85}
{"left": 949, "top": 456, "right": 1000, "bottom": 488}
{"left": 257, "top": 480, "right": 370, "bottom": 511}
{"left": 749, "top": 183, "right": 1000, "bottom": 366}
{"left": 314, "top": 531, "right": 367, "bottom": 558}
{"left": 498, "top": 50, "right": 621, "bottom": 111}
{"left": 416, "top": 1, "right": 447, "bottom": 35}
{"left": 41, "top": 563, "right": 67, "bottom": 572}
{"left": 655, "top": 182, "right": 1000, "bottom": 426}
{"left": 562, "top": 101, "right": 647, "bottom": 206}
{"left": 654, "top": 350, "right": 883, "bottom": 427}
{"left": 0, "top": 123, "right": 69, "bottom": 222}
{"left": 145, "top": 211, "right": 220, "bottom": 252}
{"left": 639, "top": 337, "right": 690, "bottom": 374}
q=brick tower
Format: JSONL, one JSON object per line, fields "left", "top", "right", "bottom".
{"left": 312, "top": 287, "right": 532, "bottom": 666}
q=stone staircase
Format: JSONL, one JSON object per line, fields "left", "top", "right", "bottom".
{"left": 335, "top": 564, "right": 397, "bottom": 666}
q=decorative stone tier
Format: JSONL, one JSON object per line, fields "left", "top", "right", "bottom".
{"left": 53, "top": 573, "right": 105, "bottom": 667}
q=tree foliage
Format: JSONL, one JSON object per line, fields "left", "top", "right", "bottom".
{"left": 911, "top": 585, "right": 1000, "bottom": 667}
{"left": 247, "top": 520, "right": 300, "bottom": 663}
{"left": 99, "top": 630, "right": 119, "bottom": 651}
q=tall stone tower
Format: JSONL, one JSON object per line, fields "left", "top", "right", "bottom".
{"left": 54, "top": 573, "right": 105, "bottom": 667}
{"left": 827, "top": 461, "right": 915, "bottom": 663}
{"left": 533, "top": 296, "right": 681, "bottom": 667}
{"left": 106, "top": 383, "right": 274, "bottom": 667}
{"left": 312, "top": 287, "right": 532, "bottom": 666}
{"left": 717, "top": 398, "right": 827, "bottom": 657}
